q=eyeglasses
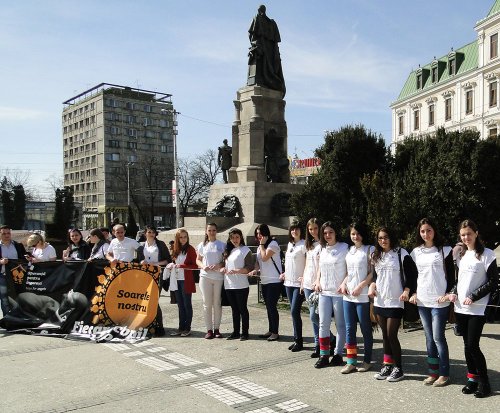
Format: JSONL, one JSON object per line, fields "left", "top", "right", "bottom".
{"left": 378, "top": 236, "right": 389, "bottom": 241}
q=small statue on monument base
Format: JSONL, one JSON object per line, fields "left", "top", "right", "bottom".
{"left": 218, "top": 139, "right": 232, "bottom": 184}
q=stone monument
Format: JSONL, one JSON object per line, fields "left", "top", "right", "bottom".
{"left": 205, "top": 5, "right": 300, "bottom": 244}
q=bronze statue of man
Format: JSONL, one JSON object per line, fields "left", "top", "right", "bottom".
{"left": 218, "top": 139, "right": 232, "bottom": 183}
{"left": 247, "top": 5, "right": 286, "bottom": 96}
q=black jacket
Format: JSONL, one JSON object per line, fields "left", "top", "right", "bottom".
{"left": 136, "top": 239, "right": 172, "bottom": 264}
{"left": 0, "top": 240, "right": 27, "bottom": 263}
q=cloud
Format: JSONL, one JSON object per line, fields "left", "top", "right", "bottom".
{"left": 0, "top": 106, "right": 46, "bottom": 121}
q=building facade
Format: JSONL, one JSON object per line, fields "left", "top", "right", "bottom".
{"left": 62, "top": 83, "right": 176, "bottom": 229}
{"left": 391, "top": 1, "right": 500, "bottom": 144}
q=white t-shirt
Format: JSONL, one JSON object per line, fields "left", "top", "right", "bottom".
{"left": 373, "top": 248, "right": 408, "bottom": 309}
{"left": 224, "top": 245, "right": 251, "bottom": 290}
{"left": 257, "top": 240, "right": 282, "bottom": 285}
{"left": 108, "top": 237, "right": 140, "bottom": 262}
{"left": 284, "top": 240, "right": 306, "bottom": 288}
{"left": 90, "top": 243, "right": 110, "bottom": 260}
{"left": 197, "top": 240, "right": 225, "bottom": 281}
{"left": 344, "top": 245, "right": 374, "bottom": 303}
{"left": 143, "top": 242, "right": 159, "bottom": 264}
{"left": 411, "top": 245, "right": 452, "bottom": 308}
{"left": 302, "top": 242, "right": 320, "bottom": 290}
{"left": 318, "top": 242, "right": 348, "bottom": 296}
{"left": 455, "top": 248, "right": 496, "bottom": 316}
{"left": 32, "top": 244, "right": 57, "bottom": 261}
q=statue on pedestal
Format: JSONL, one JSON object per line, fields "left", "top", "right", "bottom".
{"left": 218, "top": 139, "right": 232, "bottom": 184}
{"left": 247, "top": 5, "right": 286, "bottom": 96}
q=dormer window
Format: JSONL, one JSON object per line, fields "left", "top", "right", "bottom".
{"left": 431, "top": 66, "right": 438, "bottom": 83}
{"left": 491, "top": 33, "right": 498, "bottom": 59}
{"left": 449, "top": 57, "right": 456, "bottom": 76}
{"left": 416, "top": 73, "right": 422, "bottom": 89}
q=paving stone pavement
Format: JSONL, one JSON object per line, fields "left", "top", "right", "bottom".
{"left": 0, "top": 286, "right": 499, "bottom": 413}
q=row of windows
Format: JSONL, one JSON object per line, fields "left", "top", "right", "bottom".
{"left": 104, "top": 112, "right": 170, "bottom": 127}
{"left": 104, "top": 99, "right": 170, "bottom": 114}
{"left": 400, "top": 81, "right": 499, "bottom": 134}
{"left": 107, "top": 139, "right": 173, "bottom": 152}
{"left": 105, "top": 126, "right": 172, "bottom": 140}
{"left": 65, "top": 181, "right": 98, "bottom": 191}
{"left": 64, "top": 142, "right": 97, "bottom": 158}
{"left": 65, "top": 169, "right": 98, "bottom": 181}
{"left": 63, "top": 102, "right": 96, "bottom": 122}
{"left": 65, "top": 155, "right": 97, "bottom": 169}
{"left": 63, "top": 116, "right": 96, "bottom": 132}
{"left": 64, "top": 129, "right": 98, "bottom": 146}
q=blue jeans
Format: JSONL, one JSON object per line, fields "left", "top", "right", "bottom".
{"left": 261, "top": 282, "right": 282, "bottom": 334}
{"left": 286, "top": 286, "right": 304, "bottom": 340}
{"left": 303, "top": 288, "right": 319, "bottom": 345}
{"left": 174, "top": 280, "right": 193, "bottom": 331}
{"left": 418, "top": 306, "right": 450, "bottom": 376}
{"left": 343, "top": 300, "right": 373, "bottom": 363}
{"left": 0, "top": 272, "right": 11, "bottom": 315}
{"left": 318, "top": 294, "right": 345, "bottom": 356}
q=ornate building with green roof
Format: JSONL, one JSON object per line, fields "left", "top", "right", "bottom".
{"left": 391, "top": 0, "right": 500, "bottom": 144}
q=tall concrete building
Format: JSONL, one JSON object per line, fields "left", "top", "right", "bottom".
{"left": 62, "top": 83, "right": 176, "bottom": 229}
{"left": 391, "top": 0, "right": 500, "bottom": 144}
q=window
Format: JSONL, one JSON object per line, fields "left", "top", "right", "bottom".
{"left": 159, "top": 119, "right": 169, "bottom": 127}
{"left": 143, "top": 117, "right": 153, "bottom": 126}
{"left": 105, "top": 98, "right": 119, "bottom": 108}
{"left": 445, "top": 98, "right": 452, "bottom": 121}
{"left": 125, "top": 115, "right": 136, "bottom": 124}
{"left": 145, "top": 130, "right": 154, "bottom": 138}
{"left": 125, "top": 128, "right": 137, "bottom": 137}
{"left": 428, "top": 104, "right": 435, "bottom": 126}
{"left": 416, "top": 73, "right": 422, "bottom": 89}
{"left": 413, "top": 110, "right": 420, "bottom": 130}
{"left": 490, "top": 81, "right": 497, "bottom": 107}
{"left": 398, "top": 116, "right": 404, "bottom": 135}
{"left": 489, "top": 127, "right": 498, "bottom": 138}
{"left": 126, "top": 102, "right": 137, "bottom": 110}
{"left": 128, "top": 155, "right": 137, "bottom": 162}
{"left": 161, "top": 131, "right": 171, "bottom": 140}
{"left": 160, "top": 145, "right": 167, "bottom": 153}
{"left": 109, "top": 140, "right": 120, "bottom": 148}
{"left": 110, "top": 126, "right": 120, "bottom": 135}
{"left": 431, "top": 67, "right": 438, "bottom": 83}
{"left": 465, "top": 90, "right": 473, "bottom": 115}
{"left": 448, "top": 58, "right": 456, "bottom": 76}
{"left": 491, "top": 33, "right": 498, "bottom": 59}
{"left": 90, "top": 102, "right": 95, "bottom": 110}
{"left": 127, "top": 141, "right": 137, "bottom": 149}
{"left": 160, "top": 195, "right": 172, "bottom": 203}
{"left": 105, "top": 153, "right": 120, "bottom": 161}
{"left": 144, "top": 105, "right": 153, "bottom": 113}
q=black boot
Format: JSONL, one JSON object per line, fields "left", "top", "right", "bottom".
{"left": 314, "top": 355, "right": 329, "bottom": 369}
{"left": 311, "top": 345, "right": 320, "bottom": 358}
{"left": 290, "top": 339, "right": 303, "bottom": 352}
{"left": 329, "top": 336, "right": 337, "bottom": 356}
{"left": 462, "top": 381, "right": 478, "bottom": 394}
{"left": 474, "top": 379, "right": 491, "bottom": 398}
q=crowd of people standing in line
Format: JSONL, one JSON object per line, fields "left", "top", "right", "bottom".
{"left": 0, "top": 217, "right": 497, "bottom": 398}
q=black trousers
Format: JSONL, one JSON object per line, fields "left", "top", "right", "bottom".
{"left": 455, "top": 312, "right": 488, "bottom": 379}
{"left": 225, "top": 287, "right": 249, "bottom": 334}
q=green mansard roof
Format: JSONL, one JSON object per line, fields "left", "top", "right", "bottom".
{"left": 394, "top": 41, "right": 478, "bottom": 104}
{"left": 488, "top": 0, "right": 500, "bottom": 17}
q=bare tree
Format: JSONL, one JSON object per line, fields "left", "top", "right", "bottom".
{"left": 178, "top": 149, "right": 221, "bottom": 215}
{"left": 0, "top": 168, "right": 35, "bottom": 200}
{"left": 45, "top": 173, "right": 64, "bottom": 193}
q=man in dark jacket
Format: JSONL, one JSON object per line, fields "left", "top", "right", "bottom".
{"left": 0, "top": 225, "right": 27, "bottom": 315}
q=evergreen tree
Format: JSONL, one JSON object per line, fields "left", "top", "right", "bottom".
{"left": 1, "top": 189, "right": 13, "bottom": 227}
{"left": 126, "top": 206, "right": 139, "bottom": 238}
{"left": 12, "top": 185, "right": 26, "bottom": 229}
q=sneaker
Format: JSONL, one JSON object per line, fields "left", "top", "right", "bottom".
{"left": 374, "top": 365, "right": 393, "bottom": 380}
{"left": 341, "top": 364, "right": 357, "bottom": 374}
{"left": 423, "top": 376, "right": 437, "bottom": 385}
{"left": 329, "top": 354, "right": 344, "bottom": 366}
{"left": 170, "top": 329, "right": 182, "bottom": 336}
{"left": 462, "top": 381, "right": 479, "bottom": 394}
{"left": 204, "top": 330, "right": 214, "bottom": 339}
{"left": 214, "top": 329, "right": 223, "bottom": 338}
{"left": 386, "top": 367, "right": 404, "bottom": 382}
{"left": 433, "top": 376, "right": 450, "bottom": 387}
{"left": 474, "top": 382, "right": 491, "bottom": 398}
{"left": 314, "top": 355, "right": 330, "bottom": 369}
{"left": 267, "top": 333, "right": 279, "bottom": 341}
{"left": 180, "top": 330, "right": 191, "bottom": 337}
{"left": 357, "top": 362, "right": 372, "bottom": 372}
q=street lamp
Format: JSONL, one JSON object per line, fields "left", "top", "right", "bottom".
{"left": 161, "top": 108, "right": 181, "bottom": 228}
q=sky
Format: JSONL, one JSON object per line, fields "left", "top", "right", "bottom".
{"left": 0, "top": 0, "right": 496, "bottom": 200}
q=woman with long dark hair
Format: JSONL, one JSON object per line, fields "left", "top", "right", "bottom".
{"left": 220, "top": 228, "right": 254, "bottom": 340}
{"left": 196, "top": 223, "right": 225, "bottom": 339}
{"left": 339, "top": 222, "right": 374, "bottom": 374}
{"left": 368, "top": 227, "right": 417, "bottom": 382}
{"left": 409, "top": 218, "right": 455, "bottom": 387}
{"left": 449, "top": 219, "right": 498, "bottom": 398}
{"left": 283, "top": 222, "right": 306, "bottom": 352}
{"left": 136, "top": 225, "right": 171, "bottom": 266}
{"left": 62, "top": 229, "right": 91, "bottom": 261}
{"left": 313, "top": 221, "right": 348, "bottom": 368}
{"left": 168, "top": 229, "right": 197, "bottom": 337}
{"left": 250, "top": 223, "right": 282, "bottom": 341}
{"left": 88, "top": 228, "right": 110, "bottom": 260}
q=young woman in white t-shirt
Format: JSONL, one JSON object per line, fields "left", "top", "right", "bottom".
{"left": 339, "top": 222, "right": 374, "bottom": 374}
{"left": 220, "top": 228, "right": 254, "bottom": 341}
{"left": 283, "top": 222, "right": 306, "bottom": 352}
{"left": 409, "top": 218, "right": 455, "bottom": 387}
{"left": 26, "top": 233, "right": 57, "bottom": 262}
{"left": 249, "top": 223, "right": 282, "bottom": 342}
{"left": 196, "top": 223, "right": 226, "bottom": 339}
{"left": 448, "top": 220, "right": 498, "bottom": 398}
{"left": 313, "top": 221, "right": 348, "bottom": 369}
